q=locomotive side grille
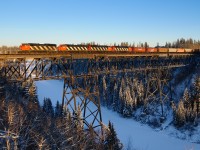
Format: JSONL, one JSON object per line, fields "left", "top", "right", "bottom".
{"left": 53, "top": 46, "right": 57, "bottom": 51}
{"left": 124, "top": 48, "right": 128, "bottom": 51}
{"left": 77, "top": 47, "right": 81, "bottom": 51}
{"left": 44, "top": 46, "right": 48, "bottom": 50}
{"left": 68, "top": 47, "right": 72, "bottom": 51}
{"left": 116, "top": 48, "right": 120, "bottom": 51}
{"left": 48, "top": 46, "right": 53, "bottom": 50}
{"left": 34, "top": 46, "right": 39, "bottom": 50}
{"left": 30, "top": 46, "right": 34, "bottom": 50}
{"left": 93, "top": 47, "right": 97, "bottom": 51}
{"left": 69, "top": 46, "right": 75, "bottom": 51}
{"left": 71, "top": 47, "right": 77, "bottom": 51}
{"left": 39, "top": 46, "right": 44, "bottom": 50}
{"left": 28, "top": 44, "right": 57, "bottom": 51}
{"left": 99, "top": 47, "right": 103, "bottom": 51}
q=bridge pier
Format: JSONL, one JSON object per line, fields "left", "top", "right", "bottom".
{"left": 61, "top": 75, "right": 102, "bottom": 130}
{"left": 144, "top": 68, "right": 171, "bottom": 120}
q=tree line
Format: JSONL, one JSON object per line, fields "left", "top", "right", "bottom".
{"left": 165, "top": 38, "right": 200, "bottom": 49}
{"left": 172, "top": 77, "right": 200, "bottom": 127}
{"left": 100, "top": 71, "right": 200, "bottom": 128}
{"left": 0, "top": 46, "right": 19, "bottom": 51}
{"left": 0, "top": 79, "right": 122, "bottom": 150}
{"left": 81, "top": 38, "right": 200, "bottom": 48}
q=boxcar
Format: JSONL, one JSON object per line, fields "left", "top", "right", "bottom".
{"left": 133, "top": 47, "right": 146, "bottom": 53}
{"left": 185, "top": 49, "right": 193, "bottom": 52}
{"left": 158, "top": 48, "right": 168, "bottom": 52}
{"left": 177, "top": 48, "right": 185, "bottom": 52}
{"left": 168, "top": 48, "right": 177, "bottom": 52}
{"left": 147, "top": 48, "right": 157, "bottom": 52}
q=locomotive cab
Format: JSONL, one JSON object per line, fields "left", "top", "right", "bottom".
{"left": 20, "top": 43, "right": 31, "bottom": 51}
{"left": 57, "top": 44, "right": 68, "bottom": 51}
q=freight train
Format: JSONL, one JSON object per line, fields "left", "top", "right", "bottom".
{"left": 19, "top": 43, "right": 199, "bottom": 53}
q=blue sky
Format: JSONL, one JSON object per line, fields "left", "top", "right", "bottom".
{"left": 0, "top": 0, "right": 200, "bottom": 46}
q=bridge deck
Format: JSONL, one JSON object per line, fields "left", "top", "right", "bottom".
{"left": 0, "top": 51, "right": 196, "bottom": 59}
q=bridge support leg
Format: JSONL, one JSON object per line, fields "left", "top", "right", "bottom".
{"left": 0, "top": 75, "right": 5, "bottom": 100}
{"left": 144, "top": 68, "right": 171, "bottom": 120}
{"left": 61, "top": 75, "right": 102, "bottom": 131}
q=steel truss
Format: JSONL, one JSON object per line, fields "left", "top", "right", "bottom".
{"left": 62, "top": 75, "right": 102, "bottom": 130}
{"left": 143, "top": 68, "right": 171, "bottom": 119}
{"left": 0, "top": 57, "right": 72, "bottom": 81}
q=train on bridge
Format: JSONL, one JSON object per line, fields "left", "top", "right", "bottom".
{"left": 19, "top": 43, "right": 200, "bottom": 53}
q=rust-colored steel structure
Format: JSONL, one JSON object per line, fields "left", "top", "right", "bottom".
{"left": 0, "top": 51, "right": 199, "bottom": 132}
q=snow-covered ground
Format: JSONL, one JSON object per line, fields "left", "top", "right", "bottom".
{"left": 101, "top": 107, "right": 200, "bottom": 150}
{"left": 36, "top": 80, "right": 200, "bottom": 150}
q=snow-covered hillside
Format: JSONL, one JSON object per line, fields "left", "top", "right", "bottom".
{"left": 36, "top": 80, "right": 200, "bottom": 150}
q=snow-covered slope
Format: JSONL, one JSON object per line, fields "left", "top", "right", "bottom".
{"left": 36, "top": 80, "right": 200, "bottom": 150}
{"left": 101, "top": 107, "right": 200, "bottom": 150}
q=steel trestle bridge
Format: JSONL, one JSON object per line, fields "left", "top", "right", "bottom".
{"left": 0, "top": 50, "right": 199, "bottom": 132}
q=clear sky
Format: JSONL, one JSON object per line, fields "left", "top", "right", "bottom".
{"left": 0, "top": 0, "right": 200, "bottom": 46}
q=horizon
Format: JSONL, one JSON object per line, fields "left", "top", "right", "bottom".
{"left": 0, "top": 0, "right": 200, "bottom": 47}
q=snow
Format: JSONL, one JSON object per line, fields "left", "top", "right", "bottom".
{"left": 101, "top": 107, "right": 200, "bottom": 150}
{"left": 35, "top": 79, "right": 64, "bottom": 106}
{"left": 35, "top": 80, "right": 200, "bottom": 150}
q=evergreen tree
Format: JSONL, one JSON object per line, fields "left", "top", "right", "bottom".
{"left": 123, "top": 86, "right": 133, "bottom": 117}
{"left": 183, "top": 88, "right": 190, "bottom": 108}
{"left": 137, "top": 81, "right": 144, "bottom": 105}
{"left": 55, "top": 101, "right": 62, "bottom": 117}
{"left": 190, "top": 102, "right": 197, "bottom": 123}
{"left": 43, "top": 98, "right": 54, "bottom": 117}
{"left": 102, "top": 76, "right": 107, "bottom": 105}
{"left": 175, "top": 100, "right": 186, "bottom": 127}
{"left": 191, "top": 76, "right": 200, "bottom": 114}
{"left": 119, "top": 78, "right": 126, "bottom": 114}
{"left": 104, "top": 121, "right": 122, "bottom": 150}
{"left": 144, "top": 42, "right": 149, "bottom": 49}
{"left": 112, "top": 82, "right": 118, "bottom": 111}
